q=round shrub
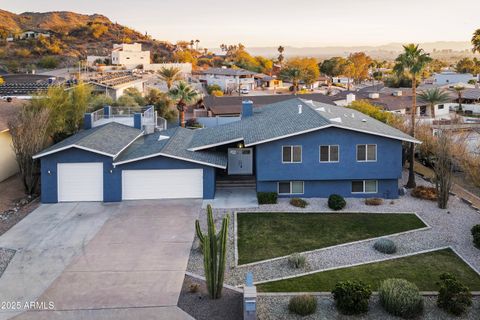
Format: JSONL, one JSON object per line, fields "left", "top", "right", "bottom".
{"left": 472, "top": 224, "right": 480, "bottom": 249}
{"left": 373, "top": 238, "right": 397, "bottom": 254}
{"left": 288, "top": 295, "right": 317, "bottom": 316}
{"left": 332, "top": 280, "right": 372, "bottom": 315}
{"left": 328, "top": 194, "right": 346, "bottom": 210}
{"left": 287, "top": 253, "right": 306, "bottom": 269}
{"left": 257, "top": 192, "right": 277, "bottom": 204}
{"left": 379, "top": 279, "right": 424, "bottom": 319}
{"left": 437, "top": 273, "right": 472, "bottom": 316}
{"left": 290, "top": 198, "right": 308, "bottom": 208}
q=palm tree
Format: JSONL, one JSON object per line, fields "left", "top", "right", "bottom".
{"left": 277, "top": 45, "right": 285, "bottom": 65}
{"left": 158, "top": 67, "right": 182, "bottom": 90}
{"left": 393, "top": 44, "right": 432, "bottom": 188}
{"left": 280, "top": 66, "right": 302, "bottom": 95}
{"left": 472, "top": 28, "right": 480, "bottom": 53}
{"left": 417, "top": 88, "right": 451, "bottom": 118}
{"left": 168, "top": 81, "right": 199, "bottom": 127}
{"left": 453, "top": 86, "right": 465, "bottom": 112}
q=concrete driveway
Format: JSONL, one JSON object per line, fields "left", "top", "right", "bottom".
{"left": 0, "top": 200, "right": 200, "bottom": 320}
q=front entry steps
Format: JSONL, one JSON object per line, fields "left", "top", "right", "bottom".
{"left": 216, "top": 175, "right": 256, "bottom": 189}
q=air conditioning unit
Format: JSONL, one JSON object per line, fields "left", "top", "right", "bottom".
{"left": 368, "top": 92, "right": 380, "bottom": 99}
{"left": 392, "top": 90, "right": 403, "bottom": 96}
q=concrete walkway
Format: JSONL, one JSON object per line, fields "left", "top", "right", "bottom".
{"left": 203, "top": 188, "right": 258, "bottom": 209}
{"left": 0, "top": 203, "right": 117, "bottom": 320}
{"left": 0, "top": 200, "right": 200, "bottom": 320}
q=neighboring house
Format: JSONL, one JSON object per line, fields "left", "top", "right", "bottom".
{"left": 0, "top": 100, "right": 21, "bottom": 182}
{"left": 143, "top": 63, "right": 192, "bottom": 75}
{"left": 200, "top": 93, "right": 335, "bottom": 117}
{"left": 89, "top": 72, "right": 146, "bottom": 100}
{"left": 199, "top": 67, "right": 256, "bottom": 92}
{"left": 111, "top": 43, "right": 151, "bottom": 68}
{"left": 433, "top": 71, "right": 477, "bottom": 86}
{"left": 254, "top": 74, "right": 283, "bottom": 89}
{"left": 332, "top": 76, "right": 352, "bottom": 85}
{"left": 86, "top": 55, "right": 111, "bottom": 66}
{"left": 34, "top": 97, "right": 417, "bottom": 203}
{"left": 20, "top": 29, "right": 51, "bottom": 40}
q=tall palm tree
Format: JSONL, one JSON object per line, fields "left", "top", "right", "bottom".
{"left": 280, "top": 66, "right": 302, "bottom": 95}
{"left": 472, "top": 28, "right": 480, "bottom": 53}
{"left": 168, "top": 81, "right": 199, "bottom": 127}
{"left": 277, "top": 45, "right": 285, "bottom": 65}
{"left": 393, "top": 44, "right": 432, "bottom": 188}
{"left": 417, "top": 88, "right": 451, "bottom": 118}
{"left": 158, "top": 67, "right": 182, "bottom": 90}
{"left": 453, "top": 86, "right": 465, "bottom": 112}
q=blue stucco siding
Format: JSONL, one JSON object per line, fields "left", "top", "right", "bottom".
{"left": 257, "top": 179, "right": 399, "bottom": 199}
{"left": 39, "top": 147, "right": 116, "bottom": 203}
{"left": 40, "top": 148, "right": 216, "bottom": 203}
{"left": 116, "top": 156, "right": 216, "bottom": 199}
{"left": 255, "top": 127, "right": 403, "bottom": 182}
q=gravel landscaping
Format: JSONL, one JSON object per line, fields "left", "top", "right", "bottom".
{"left": 187, "top": 171, "right": 480, "bottom": 287}
{"left": 257, "top": 295, "right": 480, "bottom": 320}
{"left": 177, "top": 274, "right": 243, "bottom": 320}
{"left": 0, "top": 247, "right": 15, "bottom": 278}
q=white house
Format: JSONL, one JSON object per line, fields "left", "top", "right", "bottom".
{"left": 20, "top": 30, "right": 51, "bottom": 40}
{"left": 199, "top": 67, "right": 256, "bottom": 92}
{"left": 111, "top": 43, "right": 150, "bottom": 68}
{"left": 433, "top": 72, "right": 477, "bottom": 86}
{"left": 332, "top": 76, "right": 352, "bottom": 85}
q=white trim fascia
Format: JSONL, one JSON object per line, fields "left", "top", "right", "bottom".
{"left": 245, "top": 125, "right": 333, "bottom": 147}
{"left": 333, "top": 124, "right": 421, "bottom": 144}
{"left": 0, "top": 129, "right": 9, "bottom": 134}
{"left": 113, "top": 152, "right": 226, "bottom": 169}
{"left": 187, "top": 137, "right": 244, "bottom": 151}
{"left": 112, "top": 131, "right": 145, "bottom": 160}
{"left": 32, "top": 145, "right": 115, "bottom": 159}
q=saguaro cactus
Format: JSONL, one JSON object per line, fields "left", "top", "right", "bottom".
{"left": 195, "top": 204, "right": 230, "bottom": 299}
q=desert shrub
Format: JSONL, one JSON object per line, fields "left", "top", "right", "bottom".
{"left": 290, "top": 198, "right": 308, "bottom": 208}
{"left": 38, "top": 56, "right": 59, "bottom": 69}
{"left": 437, "top": 273, "right": 472, "bottom": 316}
{"left": 211, "top": 90, "right": 224, "bottom": 97}
{"left": 287, "top": 253, "right": 306, "bottom": 269}
{"left": 332, "top": 280, "right": 372, "bottom": 315}
{"left": 185, "top": 118, "right": 203, "bottom": 128}
{"left": 288, "top": 295, "right": 317, "bottom": 316}
{"left": 257, "top": 192, "right": 277, "bottom": 204}
{"left": 328, "top": 194, "right": 346, "bottom": 210}
{"left": 373, "top": 238, "right": 397, "bottom": 254}
{"left": 411, "top": 186, "right": 437, "bottom": 201}
{"left": 365, "top": 198, "right": 383, "bottom": 206}
{"left": 379, "top": 279, "right": 424, "bottom": 319}
{"left": 472, "top": 225, "right": 480, "bottom": 249}
{"left": 207, "top": 84, "right": 222, "bottom": 94}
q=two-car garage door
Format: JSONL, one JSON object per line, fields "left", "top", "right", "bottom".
{"left": 122, "top": 169, "right": 203, "bottom": 200}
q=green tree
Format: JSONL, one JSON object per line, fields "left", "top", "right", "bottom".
{"left": 455, "top": 58, "right": 479, "bottom": 74}
{"left": 66, "top": 83, "right": 92, "bottom": 134}
{"left": 320, "top": 57, "right": 348, "bottom": 79}
{"left": 282, "top": 58, "right": 320, "bottom": 89}
{"left": 145, "top": 88, "right": 178, "bottom": 122}
{"left": 280, "top": 66, "right": 302, "bottom": 94}
{"left": 122, "top": 87, "right": 146, "bottom": 106}
{"left": 453, "top": 86, "right": 465, "bottom": 112}
{"left": 417, "top": 88, "right": 451, "bottom": 118}
{"left": 158, "top": 67, "right": 183, "bottom": 90}
{"left": 168, "top": 81, "right": 199, "bottom": 127}
{"left": 347, "top": 52, "right": 372, "bottom": 84}
{"left": 472, "top": 28, "right": 480, "bottom": 53}
{"left": 393, "top": 44, "right": 432, "bottom": 188}
{"left": 89, "top": 94, "right": 114, "bottom": 110}
{"left": 277, "top": 45, "right": 285, "bottom": 65}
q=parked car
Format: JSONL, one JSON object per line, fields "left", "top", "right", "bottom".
{"left": 240, "top": 88, "right": 250, "bottom": 94}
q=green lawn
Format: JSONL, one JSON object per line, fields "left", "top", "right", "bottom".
{"left": 237, "top": 212, "right": 426, "bottom": 264}
{"left": 258, "top": 248, "right": 480, "bottom": 292}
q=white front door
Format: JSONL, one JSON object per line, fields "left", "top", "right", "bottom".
{"left": 122, "top": 169, "right": 203, "bottom": 200}
{"left": 57, "top": 163, "right": 104, "bottom": 202}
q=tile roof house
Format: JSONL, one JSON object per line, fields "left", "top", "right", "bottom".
{"left": 34, "top": 98, "right": 418, "bottom": 203}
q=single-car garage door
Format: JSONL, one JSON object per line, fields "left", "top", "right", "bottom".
{"left": 122, "top": 169, "right": 203, "bottom": 200}
{"left": 57, "top": 163, "right": 104, "bottom": 202}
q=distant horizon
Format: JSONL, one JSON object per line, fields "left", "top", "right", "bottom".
{"left": 2, "top": 1, "right": 479, "bottom": 48}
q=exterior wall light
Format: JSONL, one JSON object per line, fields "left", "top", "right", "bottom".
{"left": 237, "top": 142, "right": 244, "bottom": 148}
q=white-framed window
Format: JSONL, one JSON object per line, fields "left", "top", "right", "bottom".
{"left": 356, "top": 144, "right": 377, "bottom": 162}
{"left": 319, "top": 145, "right": 339, "bottom": 162}
{"left": 351, "top": 180, "right": 378, "bottom": 193}
{"left": 278, "top": 181, "right": 304, "bottom": 195}
{"left": 437, "top": 104, "right": 444, "bottom": 110}
{"left": 282, "top": 145, "right": 302, "bottom": 163}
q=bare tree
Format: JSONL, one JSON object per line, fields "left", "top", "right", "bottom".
{"left": 432, "top": 131, "right": 454, "bottom": 209}
{"left": 8, "top": 105, "right": 51, "bottom": 195}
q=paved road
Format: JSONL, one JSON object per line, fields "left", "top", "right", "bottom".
{"left": 0, "top": 200, "right": 200, "bottom": 320}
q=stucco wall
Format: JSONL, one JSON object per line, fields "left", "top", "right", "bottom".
{"left": 0, "top": 131, "right": 19, "bottom": 182}
{"left": 40, "top": 147, "right": 215, "bottom": 203}
{"left": 254, "top": 127, "right": 403, "bottom": 198}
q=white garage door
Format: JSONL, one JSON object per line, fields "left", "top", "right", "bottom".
{"left": 122, "top": 169, "right": 203, "bottom": 200}
{"left": 57, "top": 163, "right": 103, "bottom": 202}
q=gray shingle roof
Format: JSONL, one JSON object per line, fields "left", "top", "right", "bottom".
{"left": 114, "top": 127, "right": 227, "bottom": 168}
{"left": 189, "top": 98, "right": 418, "bottom": 150}
{"left": 33, "top": 122, "right": 143, "bottom": 158}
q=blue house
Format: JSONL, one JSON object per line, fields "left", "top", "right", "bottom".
{"left": 33, "top": 98, "right": 418, "bottom": 203}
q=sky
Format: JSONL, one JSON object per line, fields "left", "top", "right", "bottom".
{"left": 1, "top": 0, "right": 479, "bottom": 48}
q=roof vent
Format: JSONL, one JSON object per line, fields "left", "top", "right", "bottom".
{"left": 298, "top": 104, "right": 302, "bottom": 114}
{"left": 361, "top": 119, "right": 367, "bottom": 122}
{"left": 158, "top": 135, "right": 170, "bottom": 141}
{"left": 351, "top": 113, "right": 355, "bottom": 118}
{"left": 316, "top": 107, "right": 326, "bottom": 112}
{"left": 330, "top": 117, "right": 342, "bottom": 123}
{"left": 368, "top": 92, "right": 380, "bottom": 99}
